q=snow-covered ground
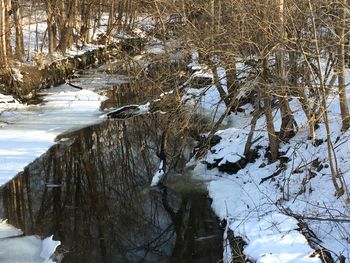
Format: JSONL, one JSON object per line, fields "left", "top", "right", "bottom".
{"left": 0, "top": 10, "right": 160, "bottom": 262}
{"left": 0, "top": 86, "right": 106, "bottom": 185}
{"left": 0, "top": 220, "right": 60, "bottom": 263}
{"left": 0, "top": 80, "right": 107, "bottom": 262}
{"left": 15, "top": 13, "right": 110, "bottom": 63}
{"left": 185, "top": 55, "right": 350, "bottom": 262}
{"left": 5, "top": 9, "right": 350, "bottom": 261}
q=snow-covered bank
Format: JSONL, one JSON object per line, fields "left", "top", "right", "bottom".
{"left": 0, "top": 221, "right": 61, "bottom": 263}
{"left": 198, "top": 95, "right": 350, "bottom": 261}
{"left": 184, "top": 55, "right": 350, "bottom": 262}
{"left": 0, "top": 87, "right": 106, "bottom": 185}
{"left": 0, "top": 85, "right": 107, "bottom": 261}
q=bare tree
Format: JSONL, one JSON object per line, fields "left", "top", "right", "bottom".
{"left": 335, "top": 0, "right": 350, "bottom": 131}
{"left": 307, "top": 0, "right": 344, "bottom": 196}
{"left": 275, "top": 0, "right": 297, "bottom": 141}
{"left": 0, "top": 0, "right": 8, "bottom": 68}
{"left": 12, "top": 0, "right": 24, "bottom": 58}
{"left": 45, "top": 0, "right": 57, "bottom": 54}
{"left": 4, "top": 0, "right": 11, "bottom": 56}
{"left": 56, "top": 0, "right": 78, "bottom": 53}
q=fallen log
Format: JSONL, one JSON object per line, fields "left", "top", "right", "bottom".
{"left": 106, "top": 105, "right": 140, "bottom": 119}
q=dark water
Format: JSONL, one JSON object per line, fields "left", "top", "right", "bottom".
{"left": 0, "top": 115, "right": 222, "bottom": 262}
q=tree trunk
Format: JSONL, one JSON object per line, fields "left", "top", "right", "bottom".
{"left": 97, "top": 0, "right": 102, "bottom": 27}
{"left": 264, "top": 94, "right": 279, "bottom": 162}
{"left": 308, "top": 0, "right": 344, "bottom": 196}
{"left": 211, "top": 65, "right": 230, "bottom": 107}
{"left": 81, "top": 0, "right": 92, "bottom": 45}
{"left": 244, "top": 91, "right": 261, "bottom": 158}
{"left": 117, "top": 0, "right": 124, "bottom": 29}
{"left": 226, "top": 60, "right": 238, "bottom": 100}
{"left": 57, "top": 0, "right": 77, "bottom": 53}
{"left": 4, "top": 0, "right": 11, "bottom": 57}
{"left": 336, "top": 0, "right": 350, "bottom": 131}
{"left": 279, "top": 97, "right": 296, "bottom": 141}
{"left": 0, "top": 0, "right": 8, "bottom": 68}
{"left": 298, "top": 85, "right": 316, "bottom": 143}
{"left": 288, "top": 45, "right": 316, "bottom": 142}
{"left": 262, "top": 58, "right": 279, "bottom": 162}
{"left": 46, "top": 0, "right": 57, "bottom": 53}
{"left": 276, "top": 0, "right": 296, "bottom": 141}
{"left": 12, "top": 0, "right": 24, "bottom": 59}
{"left": 289, "top": 48, "right": 298, "bottom": 87}
{"left": 107, "top": 0, "right": 115, "bottom": 36}
{"left": 210, "top": 0, "right": 215, "bottom": 44}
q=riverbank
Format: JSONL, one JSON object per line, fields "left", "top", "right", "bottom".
{"left": 2, "top": 12, "right": 349, "bottom": 261}
{"left": 0, "top": 86, "right": 107, "bottom": 185}
{"left": 183, "top": 55, "right": 350, "bottom": 262}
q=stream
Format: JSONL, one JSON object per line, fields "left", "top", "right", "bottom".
{"left": 0, "top": 61, "right": 223, "bottom": 262}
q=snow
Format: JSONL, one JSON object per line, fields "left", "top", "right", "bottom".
{"left": 241, "top": 214, "right": 319, "bottom": 263}
{"left": 3, "top": 9, "right": 350, "bottom": 261}
{"left": 0, "top": 88, "right": 106, "bottom": 186}
{"left": 151, "top": 160, "right": 165, "bottom": 186}
{"left": 0, "top": 14, "right": 117, "bottom": 256}
{"left": 183, "top": 54, "right": 231, "bottom": 124}
{"left": 0, "top": 220, "right": 23, "bottom": 238}
{"left": 11, "top": 68, "right": 24, "bottom": 82}
{"left": 0, "top": 10, "right": 158, "bottom": 263}
{"left": 205, "top": 127, "right": 248, "bottom": 165}
{"left": 223, "top": 222, "right": 233, "bottom": 263}
{"left": 0, "top": 11, "right": 156, "bottom": 260}
{"left": 138, "top": 102, "right": 150, "bottom": 114}
{"left": 40, "top": 235, "right": 61, "bottom": 261}
{"left": 184, "top": 53, "right": 350, "bottom": 262}
{"left": 11, "top": 12, "right": 111, "bottom": 64}
{"left": 189, "top": 102, "right": 325, "bottom": 262}
{"left": 0, "top": 221, "right": 60, "bottom": 263}
{"left": 0, "top": 85, "right": 106, "bottom": 261}
{"left": 184, "top": 86, "right": 227, "bottom": 122}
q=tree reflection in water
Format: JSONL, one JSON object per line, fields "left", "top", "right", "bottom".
{"left": 0, "top": 115, "right": 185, "bottom": 262}
{"left": 0, "top": 114, "right": 222, "bottom": 263}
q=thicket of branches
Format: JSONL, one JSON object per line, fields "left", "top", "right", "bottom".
{"left": 146, "top": 0, "right": 350, "bottom": 196}
{"left": 0, "top": 0, "right": 141, "bottom": 64}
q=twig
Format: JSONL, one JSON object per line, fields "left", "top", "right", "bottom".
{"left": 284, "top": 209, "right": 350, "bottom": 223}
{"left": 259, "top": 168, "right": 283, "bottom": 184}
{"left": 66, "top": 82, "right": 84, "bottom": 90}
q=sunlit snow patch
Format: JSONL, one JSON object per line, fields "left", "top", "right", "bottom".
{"left": 150, "top": 160, "right": 165, "bottom": 187}
{"left": 40, "top": 235, "right": 61, "bottom": 261}
{"left": 0, "top": 221, "right": 60, "bottom": 263}
{"left": 0, "top": 89, "right": 107, "bottom": 185}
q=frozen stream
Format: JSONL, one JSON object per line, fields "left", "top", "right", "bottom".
{"left": 0, "top": 63, "right": 129, "bottom": 185}
{"left": 0, "top": 63, "right": 127, "bottom": 262}
{"left": 0, "top": 62, "right": 223, "bottom": 262}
